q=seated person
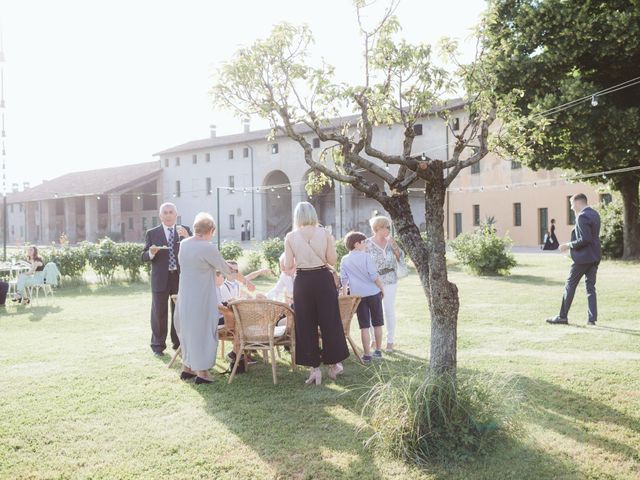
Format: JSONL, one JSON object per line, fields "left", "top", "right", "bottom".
{"left": 263, "top": 253, "right": 295, "bottom": 305}
{"left": 13, "top": 246, "right": 45, "bottom": 305}
{"left": 340, "top": 231, "right": 385, "bottom": 363}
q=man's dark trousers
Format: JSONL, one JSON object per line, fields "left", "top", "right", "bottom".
{"left": 559, "top": 206, "right": 601, "bottom": 323}
{"left": 150, "top": 271, "right": 180, "bottom": 353}
{"left": 559, "top": 262, "right": 599, "bottom": 323}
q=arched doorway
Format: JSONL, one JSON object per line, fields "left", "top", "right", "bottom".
{"left": 262, "top": 170, "right": 292, "bottom": 238}
{"left": 303, "top": 170, "right": 336, "bottom": 233}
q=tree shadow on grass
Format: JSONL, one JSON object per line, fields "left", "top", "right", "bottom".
{"left": 183, "top": 349, "right": 593, "bottom": 479}
{"left": 514, "top": 374, "right": 640, "bottom": 471}
{"left": 27, "top": 305, "right": 63, "bottom": 322}
{"left": 54, "top": 282, "right": 149, "bottom": 298}
{"left": 492, "top": 274, "right": 564, "bottom": 286}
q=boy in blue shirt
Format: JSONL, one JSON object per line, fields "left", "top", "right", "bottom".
{"left": 340, "top": 231, "right": 385, "bottom": 363}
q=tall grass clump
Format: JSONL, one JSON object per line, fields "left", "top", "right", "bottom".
{"left": 361, "top": 369, "right": 520, "bottom": 464}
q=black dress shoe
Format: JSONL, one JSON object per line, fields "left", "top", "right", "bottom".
{"left": 195, "top": 376, "right": 213, "bottom": 384}
{"left": 546, "top": 316, "right": 569, "bottom": 325}
{"left": 153, "top": 351, "right": 165, "bottom": 357}
{"left": 180, "top": 371, "right": 197, "bottom": 380}
{"left": 172, "top": 344, "right": 180, "bottom": 351}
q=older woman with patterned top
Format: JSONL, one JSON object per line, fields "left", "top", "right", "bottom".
{"left": 365, "top": 216, "right": 402, "bottom": 353}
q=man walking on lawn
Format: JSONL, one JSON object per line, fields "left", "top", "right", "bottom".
{"left": 546, "top": 193, "right": 601, "bottom": 326}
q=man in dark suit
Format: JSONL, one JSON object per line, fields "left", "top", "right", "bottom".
{"left": 142, "top": 202, "right": 192, "bottom": 356}
{"left": 547, "top": 193, "right": 601, "bottom": 326}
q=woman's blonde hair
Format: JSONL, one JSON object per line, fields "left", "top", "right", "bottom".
{"left": 193, "top": 212, "right": 216, "bottom": 235}
{"left": 369, "top": 215, "right": 391, "bottom": 233}
{"left": 293, "top": 202, "right": 319, "bottom": 229}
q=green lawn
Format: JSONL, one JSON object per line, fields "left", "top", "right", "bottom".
{"left": 1, "top": 254, "right": 639, "bottom": 479}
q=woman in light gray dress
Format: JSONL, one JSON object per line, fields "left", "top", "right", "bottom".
{"left": 175, "top": 212, "right": 242, "bottom": 384}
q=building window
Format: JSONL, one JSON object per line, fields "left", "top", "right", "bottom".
{"left": 229, "top": 214, "right": 235, "bottom": 230}
{"left": 9, "top": 204, "right": 13, "bottom": 213}
{"left": 142, "top": 217, "right": 147, "bottom": 230}
{"left": 312, "top": 138, "right": 320, "bottom": 148}
{"left": 152, "top": 216, "right": 158, "bottom": 227}
{"left": 271, "top": 143, "right": 279, "bottom": 154}
{"left": 164, "top": 158, "right": 169, "bottom": 167}
{"left": 514, "top": 202, "right": 522, "bottom": 226}
{"left": 471, "top": 161, "right": 480, "bottom": 174}
{"left": 599, "top": 193, "right": 612, "bottom": 205}
{"left": 192, "top": 154, "right": 197, "bottom": 164}
{"left": 454, "top": 213, "right": 462, "bottom": 237}
{"left": 511, "top": 160, "right": 522, "bottom": 169}
{"left": 228, "top": 149, "right": 234, "bottom": 159}
{"left": 205, "top": 153, "right": 211, "bottom": 163}
{"left": 206, "top": 177, "right": 212, "bottom": 195}
{"left": 129, "top": 218, "right": 134, "bottom": 230}
{"left": 228, "top": 176, "right": 235, "bottom": 193}
{"left": 243, "top": 147, "right": 249, "bottom": 158}
{"left": 567, "top": 196, "right": 575, "bottom": 225}
{"left": 452, "top": 117, "right": 460, "bottom": 131}
{"left": 175, "top": 157, "right": 180, "bottom": 167}
{"left": 175, "top": 180, "right": 181, "bottom": 198}
{"left": 413, "top": 124, "right": 423, "bottom": 136}
{"left": 473, "top": 204, "right": 480, "bottom": 226}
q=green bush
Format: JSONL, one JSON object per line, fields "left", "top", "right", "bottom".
{"left": 115, "top": 242, "right": 145, "bottom": 282}
{"left": 44, "top": 246, "right": 88, "bottom": 278}
{"left": 242, "top": 250, "right": 264, "bottom": 275}
{"left": 450, "top": 223, "right": 516, "bottom": 275}
{"left": 220, "top": 240, "right": 244, "bottom": 261}
{"left": 335, "top": 238, "right": 348, "bottom": 271}
{"left": 86, "top": 238, "right": 120, "bottom": 284}
{"left": 260, "top": 237, "right": 285, "bottom": 272}
{"left": 599, "top": 199, "right": 623, "bottom": 258}
{"left": 361, "top": 370, "right": 520, "bottom": 463}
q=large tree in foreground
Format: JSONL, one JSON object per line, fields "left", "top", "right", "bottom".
{"left": 481, "top": 0, "right": 640, "bottom": 259}
{"left": 213, "top": 3, "right": 495, "bottom": 375}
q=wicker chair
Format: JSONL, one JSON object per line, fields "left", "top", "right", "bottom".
{"left": 338, "top": 295, "right": 364, "bottom": 365}
{"left": 228, "top": 299, "right": 296, "bottom": 384}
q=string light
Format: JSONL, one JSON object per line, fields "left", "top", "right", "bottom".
{"left": 591, "top": 95, "right": 598, "bottom": 107}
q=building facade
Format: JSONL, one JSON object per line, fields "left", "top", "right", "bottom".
{"left": 2, "top": 162, "right": 162, "bottom": 245}
{"left": 156, "top": 106, "right": 606, "bottom": 248}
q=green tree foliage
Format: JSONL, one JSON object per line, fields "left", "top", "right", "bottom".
{"left": 600, "top": 199, "right": 624, "bottom": 258}
{"left": 44, "top": 245, "right": 88, "bottom": 278}
{"left": 86, "top": 238, "right": 121, "bottom": 284}
{"left": 481, "top": 0, "right": 640, "bottom": 258}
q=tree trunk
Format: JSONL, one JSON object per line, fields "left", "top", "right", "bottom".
{"left": 384, "top": 166, "right": 459, "bottom": 376}
{"left": 423, "top": 165, "right": 459, "bottom": 376}
{"left": 617, "top": 175, "right": 640, "bottom": 260}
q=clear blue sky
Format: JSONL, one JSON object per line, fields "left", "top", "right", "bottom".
{"left": 0, "top": 0, "right": 487, "bottom": 189}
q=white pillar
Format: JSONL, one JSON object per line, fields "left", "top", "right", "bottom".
{"left": 108, "top": 195, "right": 122, "bottom": 237}
{"left": 64, "top": 197, "right": 77, "bottom": 243}
{"left": 85, "top": 196, "right": 98, "bottom": 243}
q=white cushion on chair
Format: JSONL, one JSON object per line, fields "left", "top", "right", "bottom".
{"left": 274, "top": 325, "right": 286, "bottom": 338}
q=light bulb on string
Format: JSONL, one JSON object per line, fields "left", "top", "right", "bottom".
{"left": 602, "top": 173, "right": 607, "bottom": 180}
{"left": 533, "top": 182, "right": 537, "bottom": 188}
{"left": 591, "top": 95, "right": 598, "bottom": 107}
{"left": 277, "top": 194, "right": 281, "bottom": 199}
{"left": 505, "top": 185, "right": 510, "bottom": 191}
{"left": 270, "top": 187, "right": 275, "bottom": 192}
{"left": 287, "top": 185, "right": 291, "bottom": 191}
{"left": 96, "top": 196, "right": 101, "bottom": 200}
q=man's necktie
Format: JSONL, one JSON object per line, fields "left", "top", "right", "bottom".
{"left": 168, "top": 228, "right": 177, "bottom": 270}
